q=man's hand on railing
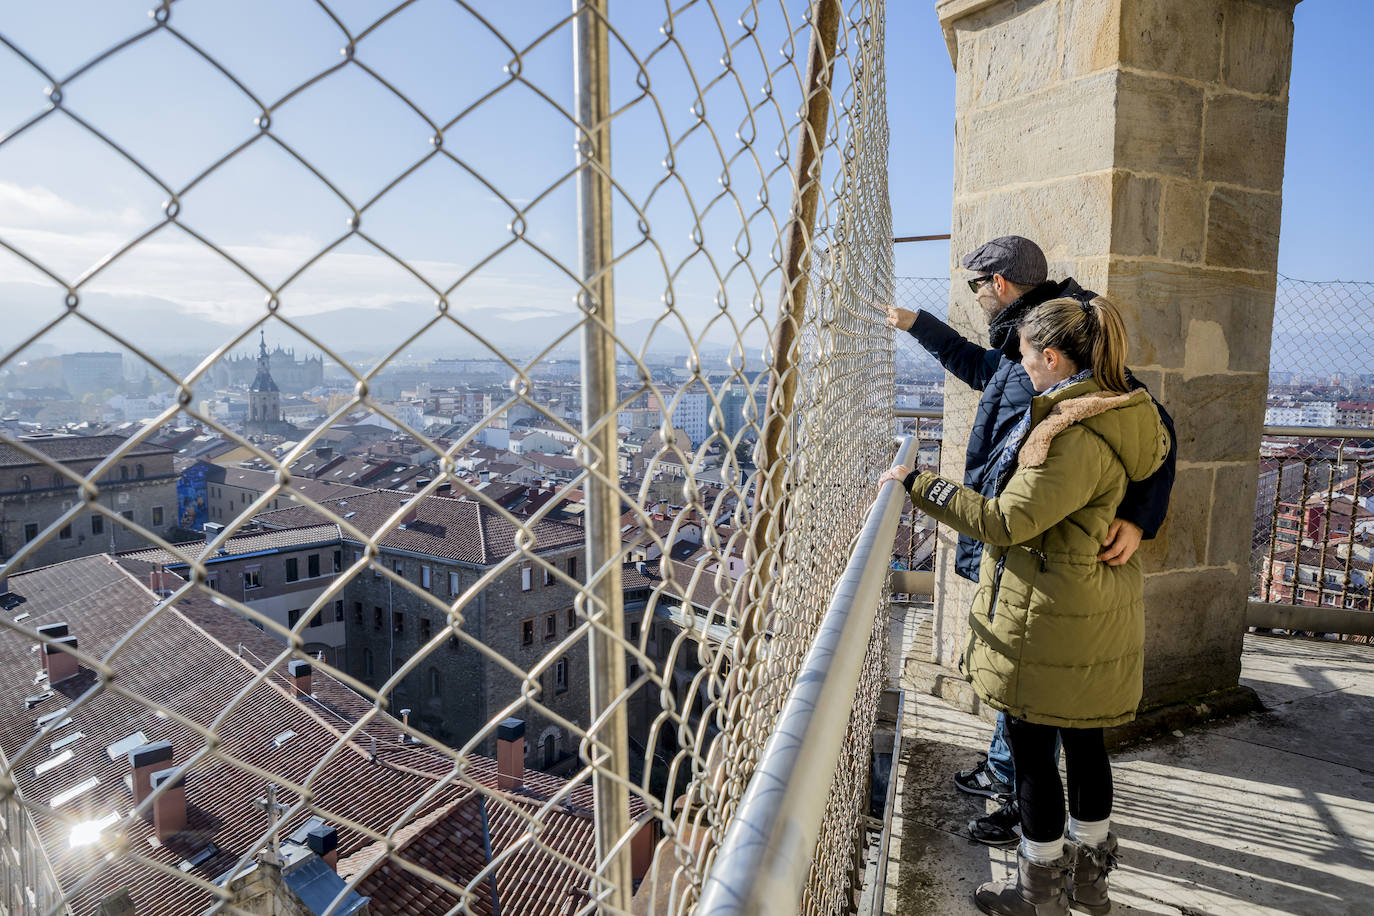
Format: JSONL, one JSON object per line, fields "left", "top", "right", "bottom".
{"left": 879, "top": 464, "right": 913, "bottom": 488}
{"left": 886, "top": 305, "right": 917, "bottom": 332}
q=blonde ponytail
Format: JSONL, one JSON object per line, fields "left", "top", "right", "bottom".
{"left": 1018, "top": 296, "right": 1131, "bottom": 393}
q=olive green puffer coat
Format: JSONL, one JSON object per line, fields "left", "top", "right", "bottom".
{"left": 905, "top": 377, "right": 1171, "bottom": 728}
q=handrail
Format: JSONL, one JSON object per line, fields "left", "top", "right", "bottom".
{"left": 1262, "top": 425, "right": 1374, "bottom": 439}
{"left": 894, "top": 407, "right": 942, "bottom": 420}
{"left": 695, "top": 435, "right": 918, "bottom": 916}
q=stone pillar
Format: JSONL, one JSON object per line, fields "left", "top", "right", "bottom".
{"left": 928, "top": 0, "right": 1298, "bottom": 712}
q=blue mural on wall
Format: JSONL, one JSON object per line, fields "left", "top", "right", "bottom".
{"left": 177, "top": 462, "right": 210, "bottom": 531}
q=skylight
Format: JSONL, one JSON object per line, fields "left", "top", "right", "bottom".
{"left": 272, "top": 730, "right": 297, "bottom": 748}
{"left": 51, "top": 732, "right": 84, "bottom": 752}
{"left": 51, "top": 776, "right": 100, "bottom": 807}
{"left": 35, "top": 750, "right": 73, "bottom": 776}
{"left": 105, "top": 732, "right": 149, "bottom": 761}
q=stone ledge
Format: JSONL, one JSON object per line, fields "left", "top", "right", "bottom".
{"left": 1105, "top": 684, "right": 1263, "bottom": 750}
{"left": 904, "top": 657, "right": 1264, "bottom": 747}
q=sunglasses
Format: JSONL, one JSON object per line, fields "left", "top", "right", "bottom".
{"left": 967, "top": 275, "right": 996, "bottom": 293}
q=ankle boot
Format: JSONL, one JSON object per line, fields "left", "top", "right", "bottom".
{"left": 1068, "top": 833, "right": 1119, "bottom": 914}
{"left": 972, "top": 848, "right": 1071, "bottom": 916}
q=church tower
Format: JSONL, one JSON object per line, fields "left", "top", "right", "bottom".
{"left": 246, "top": 331, "right": 287, "bottom": 437}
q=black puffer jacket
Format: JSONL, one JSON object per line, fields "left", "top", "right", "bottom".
{"left": 907, "top": 278, "right": 1177, "bottom": 581}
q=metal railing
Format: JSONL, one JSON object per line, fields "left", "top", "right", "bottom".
{"left": 1251, "top": 427, "right": 1374, "bottom": 640}
{"left": 696, "top": 435, "right": 912, "bottom": 916}
{"left": 0, "top": 3, "right": 894, "bottom": 915}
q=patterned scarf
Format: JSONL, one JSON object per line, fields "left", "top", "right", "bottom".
{"left": 990, "top": 368, "right": 1095, "bottom": 492}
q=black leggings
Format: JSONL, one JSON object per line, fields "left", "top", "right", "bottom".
{"left": 1004, "top": 716, "right": 1113, "bottom": 842}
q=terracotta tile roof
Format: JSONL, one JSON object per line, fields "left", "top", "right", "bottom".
{"left": 0, "top": 434, "right": 173, "bottom": 467}
{"left": 256, "top": 490, "right": 584, "bottom": 566}
{"left": 0, "top": 555, "right": 615, "bottom": 915}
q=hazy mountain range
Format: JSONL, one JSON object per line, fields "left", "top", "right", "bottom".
{"left": 1, "top": 283, "right": 761, "bottom": 366}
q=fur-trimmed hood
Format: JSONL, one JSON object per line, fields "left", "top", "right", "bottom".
{"left": 1020, "top": 383, "right": 1169, "bottom": 483}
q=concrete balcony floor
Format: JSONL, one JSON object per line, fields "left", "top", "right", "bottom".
{"left": 883, "top": 621, "right": 1373, "bottom": 915}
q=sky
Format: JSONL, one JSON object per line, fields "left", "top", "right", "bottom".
{"left": 0, "top": 1, "right": 1366, "bottom": 367}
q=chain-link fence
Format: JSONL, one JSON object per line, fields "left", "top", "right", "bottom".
{"left": 0, "top": 2, "right": 894, "bottom": 914}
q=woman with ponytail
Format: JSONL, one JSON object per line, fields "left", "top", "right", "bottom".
{"left": 881, "top": 296, "right": 1171, "bottom": 916}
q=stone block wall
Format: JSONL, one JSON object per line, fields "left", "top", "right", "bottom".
{"left": 935, "top": 0, "right": 1298, "bottom": 707}
{"left": 341, "top": 546, "right": 589, "bottom": 766}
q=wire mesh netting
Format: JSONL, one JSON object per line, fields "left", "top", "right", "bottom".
{"left": 0, "top": 2, "right": 895, "bottom": 914}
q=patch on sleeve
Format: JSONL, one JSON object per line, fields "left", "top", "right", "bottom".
{"left": 923, "top": 478, "right": 958, "bottom": 508}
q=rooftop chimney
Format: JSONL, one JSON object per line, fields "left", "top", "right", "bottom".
{"left": 127, "top": 740, "right": 173, "bottom": 807}
{"left": 36, "top": 622, "right": 69, "bottom": 675}
{"left": 149, "top": 766, "right": 186, "bottom": 840}
{"left": 45, "top": 635, "right": 79, "bottom": 684}
{"left": 307, "top": 823, "right": 339, "bottom": 870}
{"left": 436, "top": 481, "right": 453, "bottom": 498}
{"left": 287, "top": 659, "right": 312, "bottom": 698}
{"left": 315, "top": 445, "right": 335, "bottom": 460}
{"left": 148, "top": 567, "right": 179, "bottom": 598}
{"left": 496, "top": 717, "right": 525, "bottom": 790}
{"left": 479, "top": 470, "right": 491, "bottom": 484}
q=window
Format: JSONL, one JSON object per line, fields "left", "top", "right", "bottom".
{"left": 120, "top": 467, "right": 128, "bottom": 481}
{"left": 207, "top": 573, "right": 218, "bottom": 592}
{"left": 136, "top": 464, "right": 144, "bottom": 479}
{"left": 333, "top": 550, "right": 342, "bottom": 573}
{"left": 520, "top": 619, "right": 535, "bottom": 647}
{"left": 421, "top": 565, "right": 432, "bottom": 589}
{"left": 353, "top": 602, "right": 363, "bottom": 625}
{"left": 120, "top": 510, "right": 134, "bottom": 522}
{"left": 285, "top": 558, "right": 299, "bottom": 582}
{"left": 629, "top": 663, "right": 641, "bottom": 681}
{"left": 393, "top": 611, "right": 404, "bottom": 635}
{"left": 19, "top": 475, "right": 31, "bottom": 490}
{"left": 420, "top": 617, "right": 432, "bottom": 640}
{"left": 24, "top": 523, "right": 39, "bottom": 543}
{"left": 543, "top": 566, "right": 553, "bottom": 586}
{"left": 363, "top": 648, "right": 374, "bottom": 679}
{"left": 334, "top": 600, "right": 344, "bottom": 622}
{"left": 630, "top": 621, "right": 640, "bottom": 641}
{"left": 449, "top": 571, "right": 460, "bottom": 595}
{"left": 59, "top": 525, "right": 72, "bottom": 540}
{"left": 307, "top": 554, "right": 320, "bottom": 578}
{"left": 151, "top": 506, "right": 163, "bottom": 527}
{"left": 428, "top": 667, "right": 441, "bottom": 698}
{"left": 567, "top": 555, "right": 578, "bottom": 579}
{"left": 555, "top": 657, "right": 568, "bottom": 693}
{"left": 521, "top": 567, "right": 532, "bottom": 591}
{"left": 393, "top": 559, "right": 404, "bottom": 576}
{"left": 90, "top": 515, "right": 103, "bottom": 535}
{"left": 288, "top": 609, "right": 302, "bottom": 627}
{"left": 309, "top": 608, "right": 322, "bottom": 627}
{"left": 245, "top": 568, "right": 261, "bottom": 589}
{"left": 373, "top": 607, "right": 383, "bottom": 631}
{"left": 567, "top": 607, "right": 576, "bottom": 630}
{"left": 545, "top": 613, "right": 557, "bottom": 640}
{"left": 51, "top": 473, "right": 61, "bottom": 487}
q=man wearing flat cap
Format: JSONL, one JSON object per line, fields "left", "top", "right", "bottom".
{"left": 886, "top": 235, "right": 1177, "bottom": 846}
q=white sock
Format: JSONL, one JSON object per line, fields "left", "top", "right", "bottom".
{"left": 1020, "top": 835, "right": 1065, "bottom": 864}
{"left": 1068, "top": 817, "right": 1110, "bottom": 847}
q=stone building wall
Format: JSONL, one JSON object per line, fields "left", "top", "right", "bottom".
{"left": 341, "top": 545, "right": 588, "bottom": 767}
{"left": 1, "top": 446, "right": 177, "bottom": 570}
{"left": 935, "top": 0, "right": 1298, "bottom": 707}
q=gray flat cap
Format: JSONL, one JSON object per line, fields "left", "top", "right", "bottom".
{"left": 961, "top": 236, "right": 1047, "bottom": 286}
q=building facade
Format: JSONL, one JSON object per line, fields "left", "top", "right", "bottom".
{"left": 0, "top": 434, "right": 176, "bottom": 571}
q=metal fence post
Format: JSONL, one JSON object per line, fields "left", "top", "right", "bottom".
{"left": 744, "top": 0, "right": 843, "bottom": 655}
{"left": 573, "top": 0, "right": 632, "bottom": 910}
